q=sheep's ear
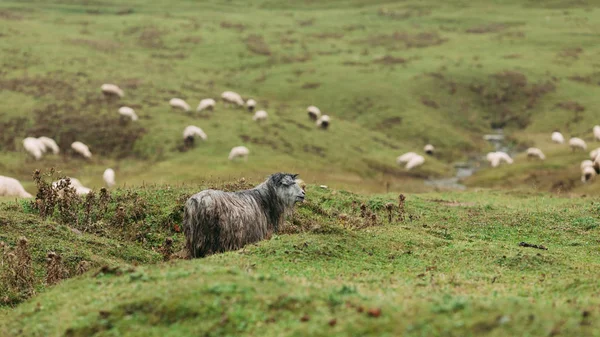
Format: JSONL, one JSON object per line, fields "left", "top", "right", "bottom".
{"left": 291, "top": 173, "right": 299, "bottom": 179}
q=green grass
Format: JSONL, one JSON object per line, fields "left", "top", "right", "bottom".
{"left": 2, "top": 0, "right": 600, "bottom": 194}
{"left": 1, "top": 183, "right": 600, "bottom": 336}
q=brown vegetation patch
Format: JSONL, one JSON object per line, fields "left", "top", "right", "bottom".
{"left": 302, "top": 144, "right": 326, "bottom": 157}
{"left": 180, "top": 36, "right": 202, "bottom": 44}
{"left": 280, "top": 117, "right": 311, "bottom": 130}
{"left": 465, "top": 23, "right": 510, "bottom": 34}
{"left": 0, "top": 115, "right": 29, "bottom": 151}
{"left": 343, "top": 61, "right": 370, "bottom": 67}
{"left": 220, "top": 21, "right": 246, "bottom": 31}
{"left": 245, "top": 34, "right": 271, "bottom": 56}
{"left": 116, "top": 8, "right": 134, "bottom": 15}
{"left": 297, "top": 18, "right": 315, "bottom": 27}
{"left": 301, "top": 82, "right": 321, "bottom": 89}
{"left": 151, "top": 53, "right": 187, "bottom": 60}
{"left": 372, "top": 137, "right": 400, "bottom": 150}
{"left": 503, "top": 54, "right": 522, "bottom": 59}
{"left": 373, "top": 55, "right": 407, "bottom": 65}
{"left": 558, "top": 47, "right": 583, "bottom": 60}
{"left": 278, "top": 53, "right": 312, "bottom": 64}
{"left": 311, "top": 32, "right": 344, "bottom": 39}
{"left": 65, "top": 39, "right": 121, "bottom": 52}
{"left": 0, "top": 9, "right": 24, "bottom": 20}
{"left": 240, "top": 134, "right": 279, "bottom": 150}
{"left": 427, "top": 199, "right": 475, "bottom": 207}
{"left": 0, "top": 75, "right": 76, "bottom": 99}
{"left": 375, "top": 118, "right": 402, "bottom": 131}
{"left": 555, "top": 101, "right": 585, "bottom": 112}
{"left": 421, "top": 97, "right": 439, "bottom": 109}
{"left": 568, "top": 73, "right": 600, "bottom": 86}
{"left": 343, "top": 24, "right": 366, "bottom": 31}
{"left": 357, "top": 31, "right": 447, "bottom": 50}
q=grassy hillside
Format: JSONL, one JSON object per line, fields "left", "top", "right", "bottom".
{"left": 2, "top": 0, "right": 600, "bottom": 193}
{"left": 1, "top": 180, "right": 600, "bottom": 336}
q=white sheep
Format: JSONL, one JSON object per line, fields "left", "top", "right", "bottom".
{"left": 581, "top": 160, "right": 594, "bottom": 170}
{"left": 101, "top": 84, "right": 124, "bottom": 98}
{"left": 252, "top": 110, "right": 268, "bottom": 122}
{"left": 396, "top": 152, "right": 417, "bottom": 165}
{"left": 221, "top": 91, "right": 244, "bottom": 107}
{"left": 569, "top": 137, "right": 587, "bottom": 151}
{"left": 0, "top": 176, "right": 32, "bottom": 198}
{"left": 424, "top": 144, "right": 435, "bottom": 155}
{"left": 246, "top": 99, "right": 256, "bottom": 112}
{"left": 582, "top": 166, "right": 596, "bottom": 183}
{"left": 307, "top": 106, "right": 321, "bottom": 121}
{"left": 590, "top": 148, "right": 600, "bottom": 160}
{"left": 197, "top": 98, "right": 216, "bottom": 112}
{"left": 71, "top": 141, "right": 92, "bottom": 159}
{"left": 23, "top": 137, "right": 44, "bottom": 160}
{"left": 52, "top": 177, "right": 91, "bottom": 195}
{"left": 594, "top": 125, "right": 600, "bottom": 141}
{"left": 38, "top": 137, "right": 60, "bottom": 154}
{"left": 103, "top": 168, "right": 116, "bottom": 188}
{"left": 406, "top": 154, "right": 425, "bottom": 170}
{"left": 118, "top": 106, "right": 138, "bottom": 121}
{"left": 526, "top": 147, "right": 545, "bottom": 160}
{"left": 169, "top": 98, "right": 190, "bottom": 112}
{"left": 317, "top": 115, "right": 330, "bottom": 129}
{"left": 551, "top": 131, "right": 565, "bottom": 144}
{"left": 486, "top": 151, "right": 513, "bottom": 167}
{"left": 183, "top": 125, "right": 207, "bottom": 148}
{"left": 228, "top": 146, "right": 249, "bottom": 161}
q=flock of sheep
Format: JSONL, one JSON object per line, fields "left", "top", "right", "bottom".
{"left": 0, "top": 83, "right": 332, "bottom": 198}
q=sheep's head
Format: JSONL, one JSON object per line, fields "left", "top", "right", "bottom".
{"left": 270, "top": 173, "right": 305, "bottom": 206}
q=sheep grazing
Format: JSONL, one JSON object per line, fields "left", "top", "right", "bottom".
{"left": 551, "top": 131, "right": 565, "bottom": 144}
{"left": 424, "top": 144, "right": 435, "bottom": 155}
{"left": 396, "top": 152, "right": 417, "bottom": 165}
{"left": 406, "top": 154, "right": 425, "bottom": 170}
{"left": 23, "top": 137, "right": 44, "bottom": 160}
{"left": 183, "top": 172, "right": 305, "bottom": 258}
{"left": 169, "top": 98, "right": 190, "bottom": 112}
{"left": 581, "top": 160, "right": 594, "bottom": 170}
{"left": 103, "top": 168, "right": 116, "bottom": 188}
{"left": 38, "top": 137, "right": 59, "bottom": 154}
{"left": 221, "top": 91, "right": 244, "bottom": 107}
{"left": 252, "top": 110, "right": 268, "bottom": 122}
{"left": 317, "top": 115, "right": 330, "bottom": 129}
{"left": 228, "top": 146, "right": 249, "bottom": 161}
{"left": 118, "top": 106, "right": 138, "bottom": 121}
{"left": 307, "top": 106, "right": 321, "bottom": 121}
{"left": 582, "top": 166, "right": 596, "bottom": 183}
{"left": 71, "top": 141, "right": 92, "bottom": 159}
{"left": 487, "top": 151, "right": 513, "bottom": 168}
{"left": 197, "top": 98, "right": 216, "bottom": 112}
{"left": 594, "top": 125, "right": 600, "bottom": 141}
{"left": 526, "top": 147, "right": 546, "bottom": 160}
{"left": 101, "top": 84, "right": 124, "bottom": 98}
{"left": 246, "top": 99, "right": 256, "bottom": 112}
{"left": 0, "top": 176, "right": 32, "bottom": 198}
{"left": 590, "top": 148, "right": 600, "bottom": 161}
{"left": 183, "top": 125, "right": 207, "bottom": 148}
{"left": 569, "top": 137, "right": 587, "bottom": 151}
{"left": 52, "top": 177, "right": 91, "bottom": 195}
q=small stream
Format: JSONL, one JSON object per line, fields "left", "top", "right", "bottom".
{"left": 424, "top": 129, "right": 509, "bottom": 190}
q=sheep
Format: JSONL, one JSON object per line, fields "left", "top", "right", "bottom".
{"left": 169, "top": 98, "right": 191, "bottom": 112}
{"left": 246, "top": 99, "right": 256, "bottom": 112}
{"left": 118, "top": 106, "right": 138, "bottom": 121}
{"left": 38, "top": 137, "right": 59, "bottom": 154}
{"left": 103, "top": 168, "right": 116, "bottom": 188}
{"left": 496, "top": 151, "right": 514, "bottom": 164}
{"left": 581, "top": 160, "right": 594, "bottom": 170}
{"left": 228, "top": 146, "right": 249, "bottom": 161}
{"left": 396, "top": 152, "right": 417, "bottom": 165}
{"left": 405, "top": 154, "right": 425, "bottom": 170}
{"left": 593, "top": 156, "right": 600, "bottom": 175}
{"left": 486, "top": 151, "right": 513, "bottom": 168}
{"left": 0, "top": 176, "right": 32, "bottom": 198}
{"left": 590, "top": 148, "right": 600, "bottom": 160}
{"left": 424, "top": 144, "right": 435, "bottom": 155}
{"left": 551, "top": 131, "right": 565, "bottom": 144}
{"left": 221, "top": 91, "right": 244, "bottom": 107}
{"left": 316, "top": 115, "right": 330, "bottom": 129}
{"left": 526, "top": 147, "right": 546, "bottom": 160}
{"left": 101, "top": 84, "right": 124, "bottom": 98}
{"left": 52, "top": 177, "right": 91, "bottom": 195}
{"left": 582, "top": 166, "right": 596, "bottom": 183}
{"left": 23, "top": 137, "right": 44, "bottom": 160}
{"left": 569, "top": 137, "right": 587, "bottom": 151}
{"left": 71, "top": 141, "right": 92, "bottom": 159}
{"left": 183, "top": 125, "right": 207, "bottom": 148}
{"left": 307, "top": 106, "right": 321, "bottom": 121}
{"left": 197, "top": 98, "right": 216, "bottom": 112}
{"left": 183, "top": 172, "right": 305, "bottom": 258}
{"left": 594, "top": 125, "right": 600, "bottom": 141}
{"left": 252, "top": 110, "right": 268, "bottom": 122}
